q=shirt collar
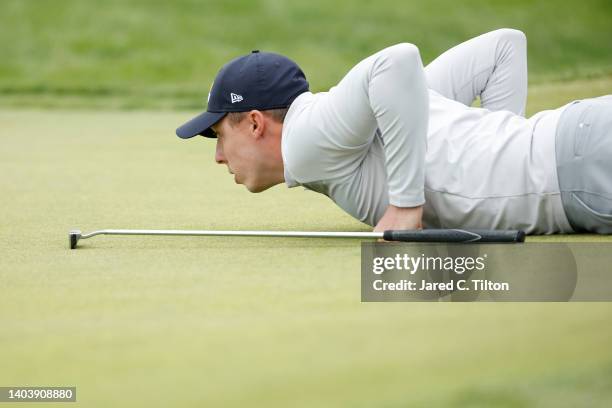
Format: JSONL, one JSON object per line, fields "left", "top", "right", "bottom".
{"left": 281, "top": 92, "right": 312, "bottom": 188}
{"left": 283, "top": 166, "right": 300, "bottom": 188}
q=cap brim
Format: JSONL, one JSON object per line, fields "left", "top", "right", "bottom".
{"left": 176, "top": 111, "right": 226, "bottom": 139}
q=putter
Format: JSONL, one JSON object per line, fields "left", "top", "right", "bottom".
{"left": 69, "top": 228, "right": 525, "bottom": 249}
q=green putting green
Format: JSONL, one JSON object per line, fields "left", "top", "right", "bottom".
{"left": 1, "top": 75, "right": 611, "bottom": 407}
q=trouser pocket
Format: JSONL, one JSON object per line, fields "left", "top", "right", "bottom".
{"left": 573, "top": 192, "right": 612, "bottom": 220}
{"left": 570, "top": 192, "right": 612, "bottom": 233}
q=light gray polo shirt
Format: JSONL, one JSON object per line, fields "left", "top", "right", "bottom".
{"left": 281, "top": 43, "right": 573, "bottom": 234}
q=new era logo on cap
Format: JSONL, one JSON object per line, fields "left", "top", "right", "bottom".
{"left": 230, "top": 93, "right": 243, "bottom": 103}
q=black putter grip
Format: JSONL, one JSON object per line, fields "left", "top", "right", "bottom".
{"left": 382, "top": 229, "right": 525, "bottom": 243}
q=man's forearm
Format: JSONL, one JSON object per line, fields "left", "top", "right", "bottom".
{"left": 368, "top": 44, "right": 428, "bottom": 207}
{"left": 425, "top": 28, "right": 527, "bottom": 116}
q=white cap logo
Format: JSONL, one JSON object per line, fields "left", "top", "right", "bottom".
{"left": 230, "top": 93, "right": 244, "bottom": 103}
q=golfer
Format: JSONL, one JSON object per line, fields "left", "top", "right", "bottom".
{"left": 176, "top": 29, "right": 612, "bottom": 235}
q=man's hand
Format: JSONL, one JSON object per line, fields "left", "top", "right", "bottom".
{"left": 374, "top": 204, "right": 423, "bottom": 234}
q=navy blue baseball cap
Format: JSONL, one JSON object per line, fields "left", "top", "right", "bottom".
{"left": 176, "top": 50, "right": 309, "bottom": 139}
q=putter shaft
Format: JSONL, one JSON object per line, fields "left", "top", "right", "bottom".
{"left": 69, "top": 228, "right": 525, "bottom": 249}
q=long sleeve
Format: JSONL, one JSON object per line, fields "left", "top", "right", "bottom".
{"left": 283, "top": 43, "right": 429, "bottom": 208}
{"left": 425, "top": 28, "right": 527, "bottom": 116}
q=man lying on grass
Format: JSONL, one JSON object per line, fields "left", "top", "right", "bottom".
{"left": 176, "top": 29, "right": 612, "bottom": 235}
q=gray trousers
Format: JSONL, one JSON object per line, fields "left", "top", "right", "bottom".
{"left": 556, "top": 95, "right": 612, "bottom": 233}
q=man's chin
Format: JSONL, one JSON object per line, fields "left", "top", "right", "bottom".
{"left": 244, "top": 182, "right": 272, "bottom": 193}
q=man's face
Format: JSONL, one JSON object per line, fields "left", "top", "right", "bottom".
{"left": 211, "top": 113, "right": 273, "bottom": 193}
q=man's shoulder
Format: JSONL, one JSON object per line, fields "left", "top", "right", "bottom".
{"left": 280, "top": 87, "right": 378, "bottom": 185}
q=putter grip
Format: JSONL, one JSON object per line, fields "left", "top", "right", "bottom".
{"left": 382, "top": 229, "right": 525, "bottom": 243}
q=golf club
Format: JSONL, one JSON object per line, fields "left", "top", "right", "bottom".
{"left": 68, "top": 228, "right": 525, "bottom": 249}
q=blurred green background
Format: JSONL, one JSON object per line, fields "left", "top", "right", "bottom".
{"left": 1, "top": 0, "right": 611, "bottom": 109}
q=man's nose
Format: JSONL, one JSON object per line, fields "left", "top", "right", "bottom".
{"left": 215, "top": 142, "right": 225, "bottom": 164}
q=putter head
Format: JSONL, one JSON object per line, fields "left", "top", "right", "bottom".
{"left": 69, "top": 230, "right": 82, "bottom": 249}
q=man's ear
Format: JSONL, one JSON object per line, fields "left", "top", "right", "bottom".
{"left": 248, "top": 110, "right": 266, "bottom": 138}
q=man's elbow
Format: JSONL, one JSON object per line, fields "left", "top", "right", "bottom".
{"left": 492, "top": 28, "right": 527, "bottom": 46}
{"left": 387, "top": 43, "right": 421, "bottom": 64}
{"left": 372, "top": 43, "right": 423, "bottom": 74}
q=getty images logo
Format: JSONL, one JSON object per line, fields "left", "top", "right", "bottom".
{"left": 230, "top": 93, "right": 244, "bottom": 103}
